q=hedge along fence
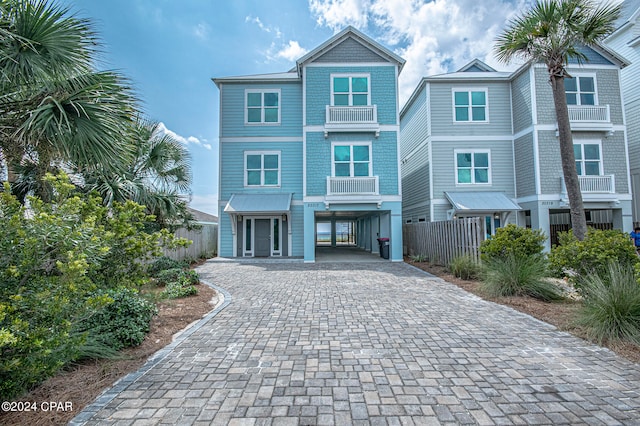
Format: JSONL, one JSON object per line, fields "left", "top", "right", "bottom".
{"left": 403, "top": 218, "right": 484, "bottom": 265}
{"left": 163, "top": 223, "right": 218, "bottom": 261}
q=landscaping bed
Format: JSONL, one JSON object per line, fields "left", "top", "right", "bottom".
{"left": 0, "top": 283, "right": 217, "bottom": 426}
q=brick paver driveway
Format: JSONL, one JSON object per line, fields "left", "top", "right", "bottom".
{"left": 73, "top": 260, "right": 640, "bottom": 425}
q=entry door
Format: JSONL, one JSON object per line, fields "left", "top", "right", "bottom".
{"left": 254, "top": 219, "right": 271, "bottom": 257}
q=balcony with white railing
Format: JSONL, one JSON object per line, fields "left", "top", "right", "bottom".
{"left": 324, "top": 105, "right": 380, "bottom": 137}
{"left": 567, "top": 105, "right": 613, "bottom": 132}
{"left": 561, "top": 175, "right": 616, "bottom": 202}
{"left": 327, "top": 176, "right": 379, "bottom": 196}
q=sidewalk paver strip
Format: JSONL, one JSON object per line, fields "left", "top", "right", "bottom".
{"left": 72, "top": 261, "right": 640, "bottom": 425}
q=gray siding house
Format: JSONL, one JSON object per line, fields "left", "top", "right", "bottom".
{"left": 605, "top": 0, "right": 640, "bottom": 221}
{"left": 400, "top": 47, "right": 632, "bottom": 249}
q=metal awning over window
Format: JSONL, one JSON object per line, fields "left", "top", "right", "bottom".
{"left": 444, "top": 191, "right": 521, "bottom": 214}
{"left": 224, "top": 193, "right": 292, "bottom": 215}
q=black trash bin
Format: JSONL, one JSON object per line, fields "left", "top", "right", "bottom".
{"left": 377, "top": 237, "right": 390, "bottom": 259}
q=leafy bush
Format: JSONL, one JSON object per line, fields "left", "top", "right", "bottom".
{"left": 548, "top": 229, "right": 639, "bottom": 289}
{"left": 0, "top": 173, "right": 187, "bottom": 399}
{"left": 161, "top": 282, "right": 198, "bottom": 299}
{"left": 575, "top": 263, "right": 640, "bottom": 345}
{"left": 147, "top": 256, "right": 185, "bottom": 276}
{"left": 481, "top": 253, "right": 563, "bottom": 302}
{"left": 154, "top": 268, "right": 199, "bottom": 287}
{"left": 480, "top": 224, "right": 546, "bottom": 261}
{"left": 78, "top": 288, "right": 158, "bottom": 351}
{"left": 449, "top": 255, "right": 481, "bottom": 280}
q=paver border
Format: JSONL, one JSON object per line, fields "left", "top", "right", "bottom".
{"left": 69, "top": 279, "right": 231, "bottom": 425}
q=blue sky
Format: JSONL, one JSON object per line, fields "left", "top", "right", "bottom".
{"left": 63, "top": 0, "right": 537, "bottom": 215}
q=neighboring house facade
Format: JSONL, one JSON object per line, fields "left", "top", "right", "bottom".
{"left": 605, "top": 0, "right": 640, "bottom": 221}
{"left": 401, "top": 47, "right": 632, "bottom": 250}
{"left": 213, "top": 27, "right": 405, "bottom": 262}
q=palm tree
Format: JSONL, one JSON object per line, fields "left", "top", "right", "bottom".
{"left": 0, "top": 0, "right": 136, "bottom": 200}
{"left": 495, "top": 0, "right": 621, "bottom": 241}
{"left": 81, "top": 118, "right": 194, "bottom": 229}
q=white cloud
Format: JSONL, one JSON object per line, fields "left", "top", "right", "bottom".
{"left": 245, "top": 16, "right": 282, "bottom": 38}
{"left": 308, "top": 0, "right": 534, "bottom": 104}
{"left": 193, "top": 22, "right": 210, "bottom": 40}
{"left": 157, "top": 122, "right": 212, "bottom": 150}
{"left": 277, "top": 40, "right": 308, "bottom": 61}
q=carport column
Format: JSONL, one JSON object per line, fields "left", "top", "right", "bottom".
{"left": 304, "top": 203, "right": 316, "bottom": 262}
{"left": 331, "top": 219, "right": 337, "bottom": 247}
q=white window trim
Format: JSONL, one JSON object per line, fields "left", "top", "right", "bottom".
{"left": 573, "top": 139, "right": 602, "bottom": 176}
{"left": 331, "top": 141, "right": 373, "bottom": 177}
{"left": 244, "top": 150, "right": 281, "bottom": 187}
{"left": 454, "top": 149, "right": 492, "bottom": 185}
{"left": 330, "top": 73, "right": 371, "bottom": 106}
{"left": 565, "top": 73, "right": 598, "bottom": 106}
{"left": 244, "top": 89, "right": 281, "bottom": 125}
{"left": 452, "top": 87, "right": 489, "bottom": 123}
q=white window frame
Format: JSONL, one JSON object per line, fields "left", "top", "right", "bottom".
{"left": 573, "top": 140, "right": 602, "bottom": 176}
{"left": 244, "top": 151, "right": 281, "bottom": 187}
{"left": 454, "top": 149, "right": 492, "bottom": 185}
{"left": 244, "top": 89, "right": 281, "bottom": 125}
{"left": 331, "top": 141, "right": 372, "bottom": 177}
{"left": 452, "top": 88, "right": 489, "bottom": 123}
{"left": 565, "top": 73, "right": 598, "bottom": 106}
{"left": 330, "top": 74, "right": 371, "bottom": 106}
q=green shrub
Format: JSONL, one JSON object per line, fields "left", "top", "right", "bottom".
{"left": 548, "top": 229, "right": 639, "bottom": 289}
{"left": 449, "top": 255, "right": 480, "bottom": 280}
{"left": 78, "top": 288, "right": 158, "bottom": 351}
{"left": 154, "top": 268, "right": 199, "bottom": 287}
{"left": 480, "top": 224, "right": 546, "bottom": 261}
{"left": 575, "top": 263, "right": 640, "bottom": 345}
{"left": 148, "top": 256, "right": 185, "bottom": 276}
{"left": 161, "top": 282, "right": 198, "bottom": 299}
{"left": 481, "top": 253, "right": 563, "bottom": 302}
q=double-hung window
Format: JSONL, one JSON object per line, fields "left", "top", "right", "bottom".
{"left": 565, "top": 75, "right": 596, "bottom": 105}
{"left": 333, "top": 143, "right": 371, "bottom": 177}
{"left": 574, "top": 142, "right": 601, "bottom": 175}
{"left": 245, "top": 151, "right": 280, "bottom": 186}
{"left": 453, "top": 89, "right": 488, "bottom": 122}
{"left": 332, "top": 75, "right": 369, "bottom": 106}
{"left": 455, "top": 150, "right": 490, "bottom": 184}
{"left": 245, "top": 89, "right": 280, "bottom": 124}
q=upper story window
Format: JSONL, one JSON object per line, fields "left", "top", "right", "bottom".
{"left": 245, "top": 151, "right": 280, "bottom": 186}
{"left": 455, "top": 150, "right": 490, "bottom": 184}
{"left": 332, "top": 75, "right": 370, "bottom": 106}
{"left": 453, "top": 89, "right": 488, "bottom": 122}
{"left": 332, "top": 142, "right": 371, "bottom": 177}
{"left": 565, "top": 75, "right": 596, "bottom": 105}
{"left": 574, "top": 142, "right": 601, "bottom": 175}
{"left": 245, "top": 89, "right": 280, "bottom": 124}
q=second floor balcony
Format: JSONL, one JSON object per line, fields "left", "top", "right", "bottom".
{"left": 561, "top": 174, "right": 617, "bottom": 203}
{"left": 324, "top": 105, "right": 380, "bottom": 137}
{"left": 325, "top": 176, "right": 382, "bottom": 208}
{"left": 567, "top": 105, "right": 613, "bottom": 133}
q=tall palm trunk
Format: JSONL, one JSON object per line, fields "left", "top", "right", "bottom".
{"left": 551, "top": 74, "right": 587, "bottom": 240}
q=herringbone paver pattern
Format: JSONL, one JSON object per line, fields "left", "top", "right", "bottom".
{"left": 73, "top": 260, "right": 640, "bottom": 425}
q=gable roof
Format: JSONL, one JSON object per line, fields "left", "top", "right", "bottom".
{"left": 295, "top": 26, "right": 405, "bottom": 76}
{"left": 457, "top": 59, "right": 497, "bottom": 73}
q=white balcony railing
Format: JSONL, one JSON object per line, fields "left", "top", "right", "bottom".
{"left": 327, "top": 176, "right": 379, "bottom": 195}
{"left": 326, "top": 105, "right": 377, "bottom": 124}
{"left": 568, "top": 105, "right": 610, "bottom": 122}
{"left": 562, "top": 175, "right": 615, "bottom": 194}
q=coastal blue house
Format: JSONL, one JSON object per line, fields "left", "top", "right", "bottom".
{"left": 400, "top": 45, "right": 632, "bottom": 249}
{"left": 213, "top": 27, "right": 405, "bottom": 261}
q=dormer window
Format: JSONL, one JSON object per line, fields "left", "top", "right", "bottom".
{"left": 332, "top": 75, "right": 369, "bottom": 106}
{"left": 565, "top": 75, "right": 596, "bottom": 105}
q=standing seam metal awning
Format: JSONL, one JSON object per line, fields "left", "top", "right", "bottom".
{"left": 224, "top": 193, "right": 292, "bottom": 214}
{"left": 444, "top": 192, "right": 521, "bottom": 213}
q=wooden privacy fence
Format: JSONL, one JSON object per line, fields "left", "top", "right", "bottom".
{"left": 403, "top": 218, "right": 484, "bottom": 265}
{"left": 163, "top": 223, "right": 218, "bottom": 261}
